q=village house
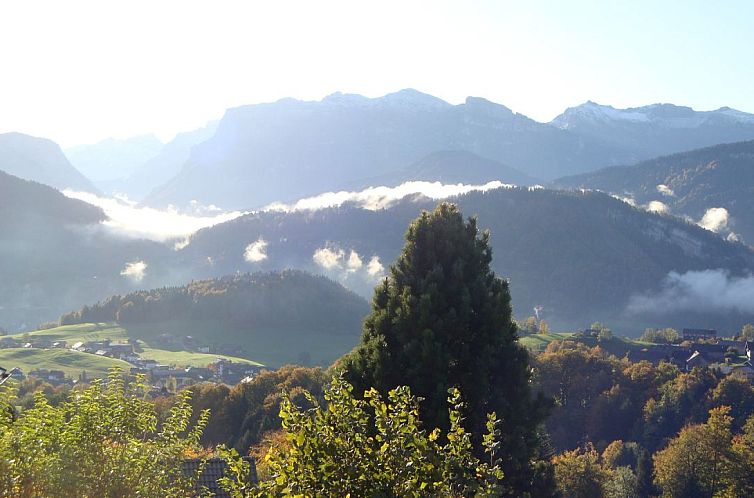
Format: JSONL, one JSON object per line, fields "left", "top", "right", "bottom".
{"left": 0, "top": 337, "right": 21, "bottom": 348}
{"left": 182, "top": 456, "right": 258, "bottom": 497}
{"left": 686, "top": 350, "right": 711, "bottom": 370}
{"left": 28, "top": 369, "right": 67, "bottom": 385}
{"left": 682, "top": 328, "right": 717, "bottom": 341}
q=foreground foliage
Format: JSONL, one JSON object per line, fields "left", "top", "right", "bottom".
{"left": 0, "top": 369, "right": 208, "bottom": 498}
{"left": 221, "top": 376, "right": 505, "bottom": 497}
{"left": 653, "top": 406, "right": 754, "bottom": 498}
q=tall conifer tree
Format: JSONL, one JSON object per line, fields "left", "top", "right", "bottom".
{"left": 342, "top": 203, "right": 550, "bottom": 496}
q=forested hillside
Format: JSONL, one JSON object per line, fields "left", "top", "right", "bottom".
{"left": 556, "top": 140, "right": 754, "bottom": 244}
{"left": 0, "top": 169, "right": 169, "bottom": 330}
{"left": 179, "top": 187, "right": 754, "bottom": 332}
{"left": 59, "top": 271, "right": 370, "bottom": 366}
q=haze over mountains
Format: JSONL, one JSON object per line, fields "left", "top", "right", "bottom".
{"left": 63, "top": 121, "right": 219, "bottom": 199}
{"left": 0, "top": 169, "right": 172, "bottom": 329}
{"left": 139, "top": 91, "right": 754, "bottom": 210}
{"left": 3, "top": 90, "right": 754, "bottom": 337}
{"left": 65, "top": 134, "right": 164, "bottom": 189}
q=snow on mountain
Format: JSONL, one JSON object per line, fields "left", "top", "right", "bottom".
{"left": 552, "top": 101, "right": 754, "bottom": 130}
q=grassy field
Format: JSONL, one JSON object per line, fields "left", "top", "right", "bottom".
{"left": 5, "top": 320, "right": 356, "bottom": 374}
{"left": 2, "top": 323, "right": 264, "bottom": 379}
{"left": 519, "top": 332, "right": 660, "bottom": 356}
{"left": 0, "top": 348, "right": 130, "bottom": 378}
{"left": 7, "top": 323, "right": 130, "bottom": 345}
{"left": 519, "top": 333, "right": 574, "bottom": 352}
{"left": 123, "top": 320, "right": 359, "bottom": 368}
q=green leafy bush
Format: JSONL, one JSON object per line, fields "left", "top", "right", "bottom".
{"left": 0, "top": 369, "right": 208, "bottom": 498}
{"left": 221, "top": 376, "right": 504, "bottom": 497}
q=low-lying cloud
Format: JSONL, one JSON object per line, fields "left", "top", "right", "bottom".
{"left": 244, "top": 238, "right": 268, "bottom": 262}
{"left": 366, "top": 256, "right": 385, "bottom": 277}
{"left": 610, "top": 193, "right": 637, "bottom": 207}
{"left": 627, "top": 269, "right": 754, "bottom": 315}
{"left": 698, "top": 207, "right": 729, "bottom": 233}
{"left": 120, "top": 260, "right": 147, "bottom": 282}
{"left": 265, "top": 180, "right": 512, "bottom": 212}
{"left": 645, "top": 200, "right": 669, "bottom": 214}
{"left": 313, "top": 247, "right": 345, "bottom": 270}
{"left": 312, "top": 246, "right": 384, "bottom": 279}
{"left": 64, "top": 190, "right": 245, "bottom": 242}
{"left": 346, "top": 251, "right": 363, "bottom": 272}
{"left": 656, "top": 184, "right": 675, "bottom": 197}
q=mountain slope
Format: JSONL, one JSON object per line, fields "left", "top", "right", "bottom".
{"left": 64, "top": 134, "right": 164, "bottom": 187}
{"left": 58, "top": 271, "right": 370, "bottom": 366}
{"left": 123, "top": 121, "right": 218, "bottom": 199}
{"left": 0, "top": 170, "right": 169, "bottom": 331}
{"left": 341, "top": 150, "right": 541, "bottom": 190}
{"left": 555, "top": 140, "right": 754, "bottom": 243}
{"left": 0, "top": 169, "right": 105, "bottom": 224}
{"left": 551, "top": 102, "right": 754, "bottom": 163}
{"left": 0, "top": 132, "right": 97, "bottom": 192}
{"left": 143, "top": 89, "right": 621, "bottom": 209}
{"left": 175, "top": 187, "right": 754, "bottom": 333}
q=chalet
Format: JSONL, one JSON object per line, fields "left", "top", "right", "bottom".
{"left": 183, "top": 457, "right": 257, "bottom": 497}
{"left": 686, "top": 350, "right": 711, "bottom": 370}
{"left": 9, "top": 367, "right": 25, "bottom": 380}
{"left": 730, "top": 364, "right": 754, "bottom": 382}
{"left": 108, "top": 343, "right": 135, "bottom": 357}
{"left": 184, "top": 367, "right": 213, "bottom": 381}
{"left": 0, "top": 337, "right": 21, "bottom": 348}
{"left": 87, "top": 339, "right": 112, "bottom": 350}
{"left": 626, "top": 346, "right": 687, "bottom": 368}
{"left": 627, "top": 348, "right": 670, "bottom": 366}
{"left": 52, "top": 341, "right": 67, "bottom": 348}
{"left": 29, "top": 369, "right": 66, "bottom": 384}
{"left": 682, "top": 328, "right": 717, "bottom": 341}
{"left": 688, "top": 343, "right": 728, "bottom": 362}
{"left": 71, "top": 341, "right": 86, "bottom": 351}
{"left": 209, "top": 358, "right": 261, "bottom": 384}
{"left": 123, "top": 354, "right": 142, "bottom": 364}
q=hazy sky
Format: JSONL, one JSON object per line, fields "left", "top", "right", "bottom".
{"left": 1, "top": 0, "right": 752, "bottom": 147}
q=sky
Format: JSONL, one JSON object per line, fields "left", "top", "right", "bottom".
{"left": 1, "top": 0, "right": 753, "bottom": 147}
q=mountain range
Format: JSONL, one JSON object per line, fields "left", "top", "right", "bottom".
{"left": 552, "top": 101, "right": 754, "bottom": 162}
{"left": 141, "top": 91, "right": 754, "bottom": 210}
{"left": 4, "top": 92, "right": 754, "bottom": 336}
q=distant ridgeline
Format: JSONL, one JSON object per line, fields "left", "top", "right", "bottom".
{"left": 59, "top": 270, "right": 369, "bottom": 332}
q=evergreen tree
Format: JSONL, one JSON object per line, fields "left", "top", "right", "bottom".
{"left": 342, "top": 203, "right": 550, "bottom": 496}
